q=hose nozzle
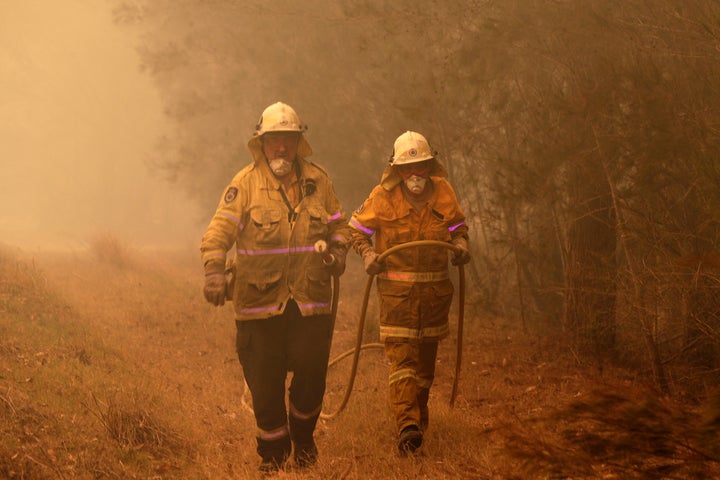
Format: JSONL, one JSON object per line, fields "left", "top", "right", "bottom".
{"left": 314, "top": 240, "right": 336, "bottom": 266}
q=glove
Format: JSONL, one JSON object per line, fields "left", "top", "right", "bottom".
{"left": 363, "top": 251, "right": 385, "bottom": 275}
{"left": 203, "top": 273, "right": 226, "bottom": 306}
{"left": 451, "top": 238, "right": 471, "bottom": 266}
{"left": 325, "top": 248, "right": 347, "bottom": 276}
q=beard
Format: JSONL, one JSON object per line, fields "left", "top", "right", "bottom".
{"left": 268, "top": 158, "right": 293, "bottom": 177}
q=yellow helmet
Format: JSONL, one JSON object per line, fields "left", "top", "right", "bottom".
{"left": 253, "top": 102, "right": 307, "bottom": 136}
{"left": 390, "top": 131, "right": 435, "bottom": 165}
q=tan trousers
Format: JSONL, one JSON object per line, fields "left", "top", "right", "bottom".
{"left": 384, "top": 340, "right": 439, "bottom": 433}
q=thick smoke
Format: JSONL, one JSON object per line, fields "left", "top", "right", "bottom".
{"left": 0, "top": 1, "right": 201, "bottom": 250}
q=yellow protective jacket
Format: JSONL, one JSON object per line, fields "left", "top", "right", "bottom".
{"left": 201, "top": 158, "right": 350, "bottom": 321}
{"left": 349, "top": 177, "right": 468, "bottom": 342}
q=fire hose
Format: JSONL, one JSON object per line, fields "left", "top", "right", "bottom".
{"left": 239, "top": 240, "right": 466, "bottom": 419}
{"left": 320, "top": 240, "right": 466, "bottom": 419}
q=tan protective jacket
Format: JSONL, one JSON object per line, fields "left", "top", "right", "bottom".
{"left": 201, "top": 158, "right": 350, "bottom": 321}
{"left": 349, "top": 177, "right": 468, "bottom": 341}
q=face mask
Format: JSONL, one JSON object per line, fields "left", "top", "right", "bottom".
{"left": 404, "top": 175, "right": 427, "bottom": 195}
{"left": 268, "top": 158, "right": 293, "bottom": 177}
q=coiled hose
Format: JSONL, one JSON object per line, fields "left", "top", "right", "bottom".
{"left": 320, "top": 240, "right": 465, "bottom": 419}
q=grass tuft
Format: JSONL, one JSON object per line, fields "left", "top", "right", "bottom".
{"left": 86, "top": 231, "right": 133, "bottom": 268}
{"left": 86, "top": 391, "right": 185, "bottom": 454}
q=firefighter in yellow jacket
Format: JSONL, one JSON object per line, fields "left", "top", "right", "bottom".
{"left": 349, "top": 131, "right": 470, "bottom": 455}
{"left": 200, "top": 102, "right": 350, "bottom": 473}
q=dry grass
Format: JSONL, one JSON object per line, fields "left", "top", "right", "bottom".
{"left": 85, "top": 390, "right": 188, "bottom": 454}
{"left": 85, "top": 231, "right": 134, "bottom": 268}
{"left": 2, "top": 239, "right": 720, "bottom": 479}
{"left": 499, "top": 387, "right": 720, "bottom": 479}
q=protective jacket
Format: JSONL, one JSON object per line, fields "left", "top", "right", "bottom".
{"left": 349, "top": 177, "right": 468, "bottom": 342}
{"left": 201, "top": 157, "right": 349, "bottom": 321}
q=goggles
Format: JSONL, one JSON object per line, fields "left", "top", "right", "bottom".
{"left": 397, "top": 162, "right": 430, "bottom": 179}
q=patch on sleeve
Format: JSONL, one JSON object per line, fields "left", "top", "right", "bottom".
{"left": 353, "top": 203, "right": 365, "bottom": 215}
{"left": 224, "top": 186, "right": 238, "bottom": 203}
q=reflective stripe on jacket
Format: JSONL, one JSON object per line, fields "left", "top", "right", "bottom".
{"left": 201, "top": 158, "right": 350, "bottom": 320}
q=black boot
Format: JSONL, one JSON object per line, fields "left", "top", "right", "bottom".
{"left": 398, "top": 425, "right": 423, "bottom": 455}
{"left": 289, "top": 413, "right": 319, "bottom": 468}
{"left": 257, "top": 436, "right": 291, "bottom": 474}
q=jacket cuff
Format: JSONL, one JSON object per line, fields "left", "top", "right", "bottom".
{"left": 451, "top": 236, "right": 468, "bottom": 249}
{"left": 204, "top": 261, "right": 226, "bottom": 276}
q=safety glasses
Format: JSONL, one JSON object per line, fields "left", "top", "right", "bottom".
{"left": 397, "top": 161, "right": 431, "bottom": 179}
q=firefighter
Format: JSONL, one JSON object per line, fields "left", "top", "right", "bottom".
{"left": 349, "top": 131, "right": 470, "bottom": 455}
{"left": 200, "top": 102, "right": 350, "bottom": 473}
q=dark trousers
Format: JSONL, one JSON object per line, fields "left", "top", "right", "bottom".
{"left": 236, "top": 300, "right": 333, "bottom": 449}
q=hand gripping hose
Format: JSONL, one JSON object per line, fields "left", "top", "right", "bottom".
{"left": 321, "top": 240, "right": 466, "bottom": 419}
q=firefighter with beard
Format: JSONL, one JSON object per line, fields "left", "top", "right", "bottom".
{"left": 200, "top": 102, "right": 350, "bottom": 473}
{"left": 349, "top": 131, "right": 470, "bottom": 455}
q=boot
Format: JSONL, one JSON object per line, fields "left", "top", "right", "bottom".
{"left": 256, "top": 436, "right": 291, "bottom": 474}
{"left": 398, "top": 425, "right": 423, "bottom": 455}
{"left": 290, "top": 413, "right": 319, "bottom": 468}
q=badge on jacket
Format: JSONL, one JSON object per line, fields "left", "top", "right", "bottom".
{"left": 301, "top": 178, "right": 317, "bottom": 197}
{"left": 224, "top": 186, "right": 238, "bottom": 203}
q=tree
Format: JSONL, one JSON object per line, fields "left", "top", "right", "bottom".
{"left": 114, "top": 0, "right": 720, "bottom": 394}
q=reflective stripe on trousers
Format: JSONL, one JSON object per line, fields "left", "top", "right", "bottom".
{"left": 384, "top": 340, "right": 439, "bottom": 433}
{"left": 235, "top": 300, "right": 333, "bottom": 436}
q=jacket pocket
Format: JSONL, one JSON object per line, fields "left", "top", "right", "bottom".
{"left": 377, "top": 279, "right": 413, "bottom": 326}
{"left": 238, "top": 269, "right": 283, "bottom": 306}
{"left": 384, "top": 215, "right": 413, "bottom": 248}
{"left": 431, "top": 280, "right": 454, "bottom": 298}
{"left": 305, "top": 204, "right": 330, "bottom": 241}
{"left": 249, "top": 208, "right": 284, "bottom": 246}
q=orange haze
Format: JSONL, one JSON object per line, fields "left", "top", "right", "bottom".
{"left": 0, "top": 1, "right": 202, "bottom": 250}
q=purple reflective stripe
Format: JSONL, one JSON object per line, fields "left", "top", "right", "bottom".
{"left": 290, "top": 402, "right": 322, "bottom": 419}
{"left": 297, "top": 302, "right": 330, "bottom": 310}
{"left": 350, "top": 218, "right": 374, "bottom": 235}
{"left": 240, "top": 304, "right": 281, "bottom": 314}
{"left": 237, "top": 247, "right": 288, "bottom": 256}
{"left": 326, "top": 211, "right": 343, "bottom": 223}
{"left": 448, "top": 221, "right": 466, "bottom": 232}
{"left": 258, "top": 424, "right": 289, "bottom": 441}
{"left": 219, "top": 211, "right": 243, "bottom": 229}
{"left": 236, "top": 246, "right": 316, "bottom": 256}
{"left": 330, "top": 234, "right": 345, "bottom": 243}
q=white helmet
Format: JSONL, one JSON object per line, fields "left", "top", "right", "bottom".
{"left": 380, "top": 131, "right": 447, "bottom": 190}
{"left": 253, "top": 102, "right": 307, "bottom": 137}
{"left": 390, "top": 131, "right": 435, "bottom": 165}
{"left": 247, "top": 102, "right": 312, "bottom": 162}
